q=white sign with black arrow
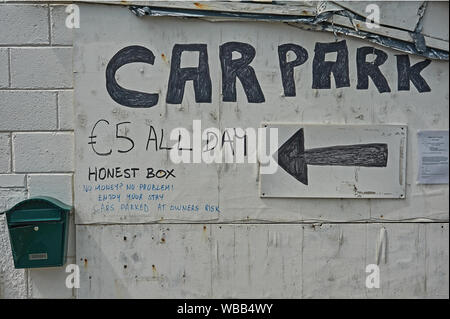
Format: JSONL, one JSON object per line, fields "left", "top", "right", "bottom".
{"left": 260, "top": 124, "right": 407, "bottom": 198}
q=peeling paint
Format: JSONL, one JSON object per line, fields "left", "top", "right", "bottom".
{"left": 128, "top": 2, "right": 448, "bottom": 60}
{"left": 68, "top": 3, "right": 449, "bottom": 299}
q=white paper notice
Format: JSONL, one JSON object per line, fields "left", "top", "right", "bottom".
{"left": 417, "top": 130, "right": 449, "bottom": 184}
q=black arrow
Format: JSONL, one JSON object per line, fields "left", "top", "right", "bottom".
{"left": 277, "top": 128, "right": 388, "bottom": 185}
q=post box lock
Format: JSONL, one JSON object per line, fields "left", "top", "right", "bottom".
{"left": 3, "top": 196, "right": 72, "bottom": 269}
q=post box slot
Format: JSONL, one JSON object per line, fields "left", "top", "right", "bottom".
{"left": 7, "top": 209, "right": 63, "bottom": 226}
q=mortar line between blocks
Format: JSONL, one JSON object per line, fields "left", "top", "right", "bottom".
{"left": 26, "top": 172, "right": 74, "bottom": 176}
{"left": 0, "top": 45, "right": 72, "bottom": 48}
{"left": 0, "top": 88, "right": 73, "bottom": 91}
{"left": 15, "top": 171, "right": 74, "bottom": 174}
{"left": 0, "top": 130, "right": 74, "bottom": 133}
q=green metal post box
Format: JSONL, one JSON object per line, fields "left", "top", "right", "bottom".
{"left": 4, "top": 196, "right": 72, "bottom": 269}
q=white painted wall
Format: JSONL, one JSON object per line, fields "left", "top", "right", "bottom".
{"left": 0, "top": 1, "right": 448, "bottom": 299}
{"left": 72, "top": 3, "right": 448, "bottom": 298}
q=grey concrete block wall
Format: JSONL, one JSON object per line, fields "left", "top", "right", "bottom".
{"left": 0, "top": 49, "right": 8, "bottom": 88}
{"left": 0, "top": 174, "right": 26, "bottom": 188}
{"left": 57, "top": 90, "right": 75, "bottom": 130}
{"left": 0, "top": 1, "right": 75, "bottom": 298}
{"left": 10, "top": 48, "right": 73, "bottom": 89}
{"left": 0, "top": 133, "right": 11, "bottom": 173}
{"left": 13, "top": 132, "right": 74, "bottom": 172}
{"left": 0, "top": 189, "right": 27, "bottom": 299}
{"left": 0, "top": 91, "right": 58, "bottom": 130}
{"left": 50, "top": 4, "right": 73, "bottom": 46}
{"left": 0, "top": 4, "right": 49, "bottom": 45}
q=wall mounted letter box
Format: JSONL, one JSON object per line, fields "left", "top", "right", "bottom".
{"left": 4, "top": 197, "right": 72, "bottom": 269}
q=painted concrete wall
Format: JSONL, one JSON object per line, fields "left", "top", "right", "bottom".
{"left": 72, "top": 3, "right": 448, "bottom": 298}
{"left": 0, "top": 1, "right": 448, "bottom": 299}
{"left": 0, "top": 1, "right": 75, "bottom": 298}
